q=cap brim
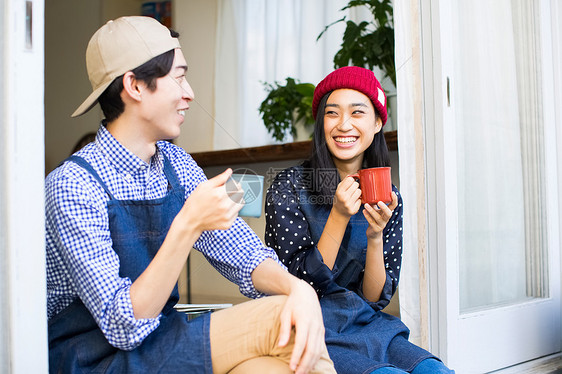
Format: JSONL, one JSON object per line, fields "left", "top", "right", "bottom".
{"left": 71, "top": 79, "right": 113, "bottom": 117}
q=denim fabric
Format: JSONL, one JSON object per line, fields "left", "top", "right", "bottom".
{"left": 320, "top": 286, "right": 436, "bottom": 374}
{"left": 298, "top": 184, "right": 437, "bottom": 374}
{"left": 370, "top": 358, "right": 455, "bottom": 373}
{"left": 371, "top": 367, "right": 409, "bottom": 374}
{"left": 48, "top": 155, "right": 212, "bottom": 373}
{"left": 411, "top": 358, "right": 455, "bottom": 373}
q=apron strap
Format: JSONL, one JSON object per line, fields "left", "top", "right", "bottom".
{"left": 66, "top": 152, "right": 180, "bottom": 200}
{"left": 65, "top": 155, "right": 116, "bottom": 200}
{"left": 161, "top": 153, "right": 182, "bottom": 190}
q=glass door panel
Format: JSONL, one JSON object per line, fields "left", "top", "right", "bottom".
{"left": 451, "top": 0, "right": 545, "bottom": 313}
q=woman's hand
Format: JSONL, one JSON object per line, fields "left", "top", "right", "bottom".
{"left": 332, "top": 176, "right": 362, "bottom": 218}
{"left": 363, "top": 191, "right": 398, "bottom": 240}
{"left": 361, "top": 192, "right": 398, "bottom": 302}
{"left": 317, "top": 176, "right": 361, "bottom": 269}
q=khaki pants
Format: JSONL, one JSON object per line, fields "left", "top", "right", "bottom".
{"left": 210, "top": 295, "right": 335, "bottom": 373}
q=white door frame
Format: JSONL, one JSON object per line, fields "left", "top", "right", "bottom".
{"left": 421, "top": 0, "right": 460, "bottom": 362}
{"left": 0, "top": 0, "right": 48, "bottom": 372}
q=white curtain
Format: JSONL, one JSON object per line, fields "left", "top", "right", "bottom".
{"left": 512, "top": 0, "right": 548, "bottom": 299}
{"left": 214, "top": 0, "right": 350, "bottom": 150}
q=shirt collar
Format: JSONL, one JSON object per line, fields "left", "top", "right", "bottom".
{"left": 96, "top": 123, "right": 163, "bottom": 177}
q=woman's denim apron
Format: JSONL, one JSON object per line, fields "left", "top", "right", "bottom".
{"left": 299, "top": 188, "right": 436, "bottom": 374}
{"left": 48, "top": 155, "right": 212, "bottom": 374}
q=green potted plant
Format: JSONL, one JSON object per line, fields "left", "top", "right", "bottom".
{"left": 258, "top": 77, "right": 315, "bottom": 142}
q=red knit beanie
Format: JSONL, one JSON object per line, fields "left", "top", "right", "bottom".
{"left": 312, "top": 66, "right": 388, "bottom": 125}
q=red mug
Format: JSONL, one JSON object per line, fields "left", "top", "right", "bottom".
{"left": 350, "top": 167, "right": 392, "bottom": 205}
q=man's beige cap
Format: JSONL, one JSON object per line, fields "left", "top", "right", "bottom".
{"left": 72, "top": 16, "right": 181, "bottom": 117}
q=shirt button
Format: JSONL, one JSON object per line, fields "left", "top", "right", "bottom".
{"left": 124, "top": 174, "right": 133, "bottom": 182}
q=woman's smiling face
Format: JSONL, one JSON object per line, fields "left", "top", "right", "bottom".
{"left": 323, "top": 88, "right": 382, "bottom": 171}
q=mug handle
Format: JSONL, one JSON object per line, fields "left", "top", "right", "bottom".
{"left": 349, "top": 173, "right": 361, "bottom": 188}
{"left": 348, "top": 173, "right": 365, "bottom": 205}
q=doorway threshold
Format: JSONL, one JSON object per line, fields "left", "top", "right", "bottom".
{"left": 488, "top": 353, "right": 561, "bottom": 374}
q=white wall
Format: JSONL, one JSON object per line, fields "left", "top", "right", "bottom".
{"left": 173, "top": 0, "right": 217, "bottom": 154}
{"left": 44, "top": 1, "right": 102, "bottom": 173}
{"left": 44, "top": 0, "right": 144, "bottom": 173}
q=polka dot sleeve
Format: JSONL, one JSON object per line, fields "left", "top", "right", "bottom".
{"left": 264, "top": 167, "right": 334, "bottom": 296}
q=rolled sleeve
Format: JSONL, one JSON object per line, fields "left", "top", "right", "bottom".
{"left": 101, "top": 280, "right": 161, "bottom": 350}
{"left": 239, "top": 245, "right": 282, "bottom": 299}
{"left": 194, "top": 217, "right": 285, "bottom": 299}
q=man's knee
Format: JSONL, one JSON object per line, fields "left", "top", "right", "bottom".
{"left": 253, "top": 295, "right": 288, "bottom": 319}
{"left": 228, "top": 357, "right": 292, "bottom": 374}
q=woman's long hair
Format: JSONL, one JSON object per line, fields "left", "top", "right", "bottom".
{"left": 306, "top": 91, "right": 390, "bottom": 202}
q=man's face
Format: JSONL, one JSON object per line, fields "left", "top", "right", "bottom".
{"left": 139, "top": 49, "right": 194, "bottom": 142}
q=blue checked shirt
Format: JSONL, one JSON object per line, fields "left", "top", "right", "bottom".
{"left": 45, "top": 124, "right": 283, "bottom": 350}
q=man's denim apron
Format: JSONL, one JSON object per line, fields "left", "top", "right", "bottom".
{"left": 48, "top": 155, "right": 212, "bottom": 373}
{"left": 299, "top": 186, "right": 436, "bottom": 374}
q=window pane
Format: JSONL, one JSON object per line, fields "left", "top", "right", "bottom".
{"left": 452, "top": 0, "right": 547, "bottom": 313}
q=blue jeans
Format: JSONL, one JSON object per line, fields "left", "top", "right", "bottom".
{"left": 371, "top": 358, "right": 455, "bottom": 373}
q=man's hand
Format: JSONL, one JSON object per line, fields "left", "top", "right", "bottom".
{"left": 178, "top": 168, "right": 243, "bottom": 234}
{"left": 278, "top": 279, "right": 326, "bottom": 374}
{"left": 251, "top": 259, "right": 327, "bottom": 374}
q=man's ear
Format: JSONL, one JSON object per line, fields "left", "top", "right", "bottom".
{"left": 122, "top": 71, "right": 142, "bottom": 102}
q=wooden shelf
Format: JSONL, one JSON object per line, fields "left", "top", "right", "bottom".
{"left": 191, "top": 130, "right": 397, "bottom": 167}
